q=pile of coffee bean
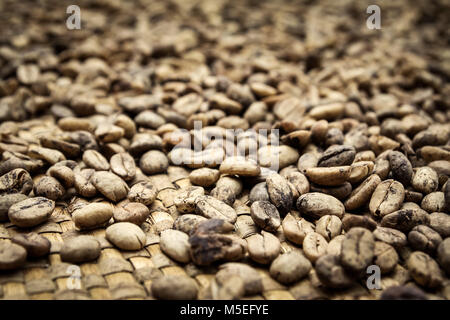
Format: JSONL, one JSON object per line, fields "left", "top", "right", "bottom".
{"left": 0, "top": 0, "right": 449, "bottom": 300}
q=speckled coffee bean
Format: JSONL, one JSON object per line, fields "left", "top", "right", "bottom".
{"left": 388, "top": 151, "right": 413, "bottom": 186}
{"left": 195, "top": 195, "right": 237, "bottom": 223}
{"left": 373, "top": 227, "right": 407, "bottom": 248}
{"left": 303, "top": 232, "right": 328, "bottom": 263}
{"left": 318, "top": 145, "right": 356, "bottom": 167}
{"left": 282, "top": 214, "right": 315, "bottom": 245}
{"left": 173, "top": 214, "right": 208, "bottom": 235}
{"left": 33, "top": 176, "right": 65, "bottom": 200}
{"left": 407, "top": 251, "right": 443, "bottom": 288}
{"left": 316, "top": 254, "right": 353, "bottom": 289}
{"left": 342, "top": 214, "right": 377, "bottom": 232}
{"left": 152, "top": 275, "right": 198, "bottom": 300}
{"left": 408, "top": 225, "right": 442, "bottom": 254}
{"left": 246, "top": 231, "right": 280, "bottom": 264}
{"left": 412, "top": 167, "right": 439, "bottom": 194}
{"left": 113, "top": 202, "right": 149, "bottom": 225}
{"left": 315, "top": 215, "right": 342, "bottom": 241}
{"left": 174, "top": 186, "right": 205, "bottom": 214}
{"left": 249, "top": 182, "right": 270, "bottom": 203}
{"left": 286, "top": 172, "right": 310, "bottom": 196}
{"left": 72, "top": 202, "right": 113, "bottom": 230}
{"left": 250, "top": 201, "right": 281, "bottom": 232}
{"left": 47, "top": 165, "right": 74, "bottom": 188}
{"left": 110, "top": 152, "right": 136, "bottom": 181}
{"left": 305, "top": 166, "right": 351, "bottom": 186}
{"left": 8, "top": 197, "right": 54, "bottom": 228}
{"left": 82, "top": 149, "right": 110, "bottom": 171}
{"left": 369, "top": 179, "right": 405, "bottom": 218}
{"left": 344, "top": 174, "right": 381, "bottom": 210}
{"left": 189, "top": 168, "right": 220, "bottom": 187}
{"left": 421, "top": 192, "right": 445, "bottom": 212}
{"left": 381, "top": 208, "right": 430, "bottom": 232}
{"left": 0, "top": 168, "right": 33, "bottom": 195}
{"left": 297, "top": 152, "right": 319, "bottom": 173}
{"left": 0, "top": 242, "right": 27, "bottom": 270}
{"left": 73, "top": 171, "right": 97, "bottom": 198}
{"left": 140, "top": 150, "right": 169, "bottom": 174}
{"left": 160, "top": 229, "right": 191, "bottom": 263}
{"left": 0, "top": 193, "right": 28, "bottom": 221}
{"left": 269, "top": 251, "right": 312, "bottom": 284}
{"left": 11, "top": 232, "right": 50, "bottom": 258}
{"left": 310, "top": 182, "right": 352, "bottom": 200}
{"left": 60, "top": 236, "right": 101, "bottom": 263}
{"left": 340, "top": 227, "right": 375, "bottom": 273}
{"left": 297, "top": 193, "right": 345, "bottom": 219}
{"left": 219, "top": 156, "right": 261, "bottom": 176}
{"left": 127, "top": 181, "right": 157, "bottom": 206}
{"left": 210, "top": 185, "right": 236, "bottom": 206}
{"left": 106, "top": 222, "right": 146, "bottom": 250}
{"left": 91, "top": 171, "right": 129, "bottom": 202}
{"left": 374, "top": 241, "right": 398, "bottom": 274}
{"left": 437, "top": 238, "right": 450, "bottom": 275}
{"left": 429, "top": 212, "right": 450, "bottom": 238}
{"left": 266, "top": 173, "right": 293, "bottom": 215}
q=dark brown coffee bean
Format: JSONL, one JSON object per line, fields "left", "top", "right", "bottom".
{"left": 113, "top": 202, "right": 149, "bottom": 225}
{"left": 340, "top": 227, "right": 375, "bottom": 273}
{"left": 60, "top": 236, "right": 101, "bottom": 263}
{"left": 110, "top": 152, "right": 136, "bottom": 181}
{"left": 0, "top": 242, "right": 27, "bottom": 270}
{"left": 408, "top": 225, "right": 442, "bottom": 254}
{"left": 269, "top": 251, "right": 312, "bottom": 284}
{"left": 388, "top": 151, "right": 413, "bottom": 186}
{"left": 297, "top": 193, "right": 345, "bottom": 219}
{"left": 250, "top": 201, "right": 281, "bottom": 232}
{"left": 8, "top": 197, "right": 54, "bottom": 228}
{"left": 407, "top": 251, "right": 443, "bottom": 288}
{"left": 316, "top": 254, "right": 354, "bottom": 289}
{"left": 369, "top": 179, "right": 405, "bottom": 218}
{"left": 318, "top": 145, "right": 356, "bottom": 167}
{"left": 11, "top": 232, "right": 50, "bottom": 258}
{"left": 380, "top": 208, "right": 430, "bottom": 232}
{"left": 266, "top": 173, "right": 293, "bottom": 215}
{"left": 152, "top": 275, "right": 198, "bottom": 300}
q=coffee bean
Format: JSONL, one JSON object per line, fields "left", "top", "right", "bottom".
{"left": 39, "top": 136, "right": 81, "bottom": 159}
{"left": 73, "top": 172, "right": 97, "bottom": 198}
{"left": 316, "top": 254, "right": 353, "bottom": 289}
{"left": 306, "top": 166, "right": 351, "bottom": 186}
{"left": 91, "top": 171, "right": 129, "bottom": 202}
{"left": 28, "top": 145, "right": 66, "bottom": 165}
{"left": 140, "top": 150, "right": 169, "bottom": 174}
{"left": 318, "top": 145, "right": 356, "bottom": 167}
{"left": 282, "top": 214, "right": 315, "bottom": 245}
{"left": 315, "top": 215, "right": 342, "bottom": 241}
{"left": 195, "top": 195, "right": 237, "bottom": 223}
{"left": 95, "top": 123, "right": 124, "bottom": 143}
{"left": 269, "top": 251, "right": 312, "bottom": 284}
{"left": 8, "top": 197, "right": 54, "bottom": 228}
{"left": 258, "top": 145, "right": 299, "bottom": 170}
{"left": 297, "top": 152, "right": 319, "bottom": 174}
{"left": 82, "top": 149, "right": 110, "bottom": 171}
{"left": 408, "top": 225, "right": 442, "bottom": 254}
{"left": 369, "top": 179, "right": 405, "bottom": 218}
{"left": 219, "top": 156, "right": 260, "bottom": 176}
{"left": 286, "top": 172, "right": 310, "bottom": 196}
{"left": 250, "top": 201, "right": 281, "bottom": 232}
{"left": 0, "top": 241, "right": 27, "bottom": 270}
{"left": 429, "top": 212, "right": 450, "bottom": 238}
{"left": 72, "top": 202, "right": 113, "bottom": 230}
{"left": 246, "top": 231, "right": 280, "bottom": 264}
{"left": 173, "top": 214, "right": 208, "bottom": 234}
{"left": 342, "top": 214, "right": 377, "bottom": 231}
{"left": 374, "top": 158, "right": 390, "bottom": 180}
{"left": 373, "top": 227, "right": 407, "bottom": 248}
{"left": 348, "top": 161, "right": 374, "bottom": 184}
{"left": 60, "top": 236, "right": 101, "bottom": 263}
{"left": 189, "top": 168, "right": 220, "bottom": 186}
{"left": 174, "top": 186, "right": 204, "bottom": 214}
{"left": 216, "top": 263, "right": 263, "bottom": 295}
{"left": 344, "top": 174, "right": 381, "bottom": 210}
{"left": 47, "top": 165, "right": 75, "bottom": 188}
{"left": 209, "top": 185, "right": 236, "bottom": 206}
{"left": 310, "top": 182, "right": 352, "bottom": 200}
{"left": 388, "top": 151, "right": 413, "bottom": 186}
{"left": 380, "top": 208, "right": 430, "bottom": 232}
{"left": 297, "top": 193, "right": 345, "bottom": 219}
{"left": 421, "top": 191, "right": 445, "bottom": 213}
{"left": 160, "top": 229, "right": 191, "bottom": 263}
{"left": 266, "top": 173, "right": 293, "bottom": 215}
{"left": 0, "top": 168, "right": 33, "bottom": 195}
{"left": 127, "top": 181, "right": 157, "bottom": 206}
{"left": 340, "top": 227, "right": 375, "bottom": 273}
{"left": 303, "top": 232, "right": 328, "bottom": 263}
{"left": 110, "top": 152, "right": 136, "bottom": 181}
{"left": 412, "top": 167, "right": 439, "bottom": 194}
{"left": 106, "top": 222, "right": 146, "bottom": 250}
{"left": 113, "top": 202, "right": 149, "bottom": 225}
{"left": 437, "top": 238, "right": 450, "bottom": 275}
{"left": 11, "top": 232, "right": 50, "bottom": 258}
{"left": 380, "top": 285, "right": 427, "bottom": 300}
{"left": 249, "top": 182, "right": 270, "bottom": 203}
{"left": 374, "top": 241, "right": 398, "bottom": 274}
{"left": 0, "top": 193, "right": 28, "bottom": 221}
{"left": 152, "top": 275, "right": 198, "bottom": 300}
{"left": 210, "top": 275, "right": 245, "bottom": 300}
{"left": 326, "top": 235, "right": 345, "bottom": 256}
{"left": 407, "top": 251, "right": 443, "bottom": 288}
{"left": 34, "top": 176, "right": 65, "bottom": 200}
